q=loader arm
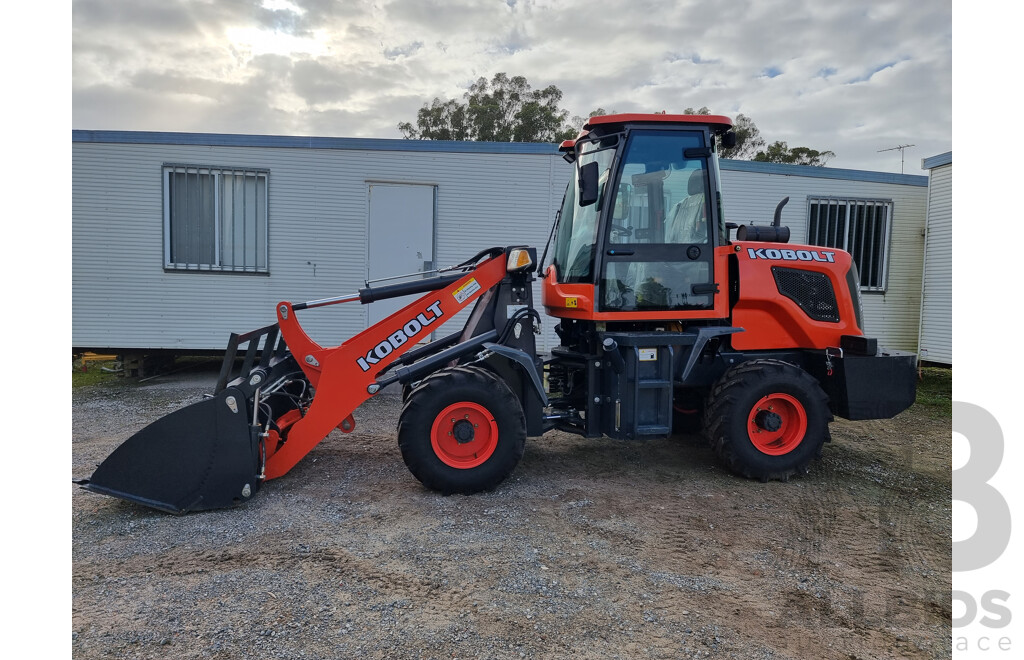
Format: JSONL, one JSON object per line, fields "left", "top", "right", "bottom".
{"left": 77, "top": 248, "right": 527, "bottom": 514}
{"left": 262, "top": 251, "right": 510, "bottom": 479}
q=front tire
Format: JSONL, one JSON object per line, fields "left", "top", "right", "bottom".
{"left": 398, "top": 366, "right": 526, "bottom": 494}
{"left": 704, "top": 359, "right": 830, "bottom": 481}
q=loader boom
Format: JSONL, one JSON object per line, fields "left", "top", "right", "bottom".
{"left": 263, "top": 251, "right": 510, "bottom": 479}
{"left": 78, "top": 248, "right": 538, "bottom": 513}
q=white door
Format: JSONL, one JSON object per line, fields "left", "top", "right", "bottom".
{"left": 367, "top": 183, "right": 436, "bottom": 328}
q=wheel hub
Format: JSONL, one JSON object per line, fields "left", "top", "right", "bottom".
{"left": 746, "top": 392, "right": 808, "bottom": 456}
{"left": 452, "top": 419, "right": 475, "bottom": 444}
{"left": 754, "top": 409, "right": 783, "bottom": 432}
{"left": 430, "top": 402, "right": 499, "bottom": 469}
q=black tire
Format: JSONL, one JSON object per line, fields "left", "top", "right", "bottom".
{"left": 398, "top": 365, "right": 526, "bottom": 494}
{"left": 703, "top": 359, "right": 831, "bottom": 481}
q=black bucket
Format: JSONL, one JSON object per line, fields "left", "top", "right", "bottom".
{"left": 79, "top": 387, "right": 263, "bottom": 514}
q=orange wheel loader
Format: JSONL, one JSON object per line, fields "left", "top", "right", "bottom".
{"left": 77, "top": 114, "right": 917, "bottom": 513}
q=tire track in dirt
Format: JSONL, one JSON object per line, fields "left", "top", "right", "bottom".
{"left": 545, "top": 483, "right": 756, "bottom": 658}
{"left": 73, "top": 544, "right": 466, "bottom": 613}
{"left": 73, "top": 372, "right": 952, "bottom": 660}
{"left": 634, "top": 457, "right": 946, "bottom": 660}
{"left": 633, "top": 490, "right": 809, "bottom": 658}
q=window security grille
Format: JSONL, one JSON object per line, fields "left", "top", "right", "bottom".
{"left": 806, "top": 197, "right": 891, "bottom": 292}
{"left": 163, "top": 165, "right": 268, "bottom": 273}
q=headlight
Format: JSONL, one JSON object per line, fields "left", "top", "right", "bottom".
{"left": 506, "top": 247, "right": 537, "bottom": 272}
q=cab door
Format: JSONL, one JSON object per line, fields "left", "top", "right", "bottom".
{"left": 598, "top": 130, "right": 717, "bottom": 313}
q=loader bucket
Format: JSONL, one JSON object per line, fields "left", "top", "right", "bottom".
{"left": 80, "top": 387, "right": 262, "bottom": 514}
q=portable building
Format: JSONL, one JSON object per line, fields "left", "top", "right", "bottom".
{"left": 72, "top": 131, "right": 929, "bottom": 356}
{"left": 917, "top": 152, "right": 953, "bottom": 365}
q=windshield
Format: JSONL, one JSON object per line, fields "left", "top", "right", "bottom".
{"left": 551, "top": 141, "right": 616, "bottom": 283}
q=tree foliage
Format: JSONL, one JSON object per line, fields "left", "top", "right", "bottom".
{"left": 683, "top": 107, "right": 765, "bottom": 160}
{"left": 397, "top": 98, "right": 471, "bottom": 141}
{"left": 400, "top": 78, "right": 836, "bottom": 165}
{"left": 683, "top": 106, "right": 834, "bottom": 165}
{"left": 398, "top": 73, "right": 577, "bottom": 143}
{"left": 564, "top": 107, "right": 615, "bottom": 134}
{"left": 753, "top": 141, "right": 836, "bottom": 166}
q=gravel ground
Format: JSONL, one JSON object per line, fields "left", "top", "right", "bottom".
{"left": 71, "top": 366, "right": 951, "bottom": 660}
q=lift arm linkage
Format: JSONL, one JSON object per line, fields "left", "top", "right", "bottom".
{"left": 262, "top": 251, "right": 511, "bottom": 479}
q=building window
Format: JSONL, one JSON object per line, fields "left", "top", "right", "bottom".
{"left": 806, "top": 197, "right": 892, "bottom": 292}
{"left": 163, "top": 165, "right": 269, "bottom": 273}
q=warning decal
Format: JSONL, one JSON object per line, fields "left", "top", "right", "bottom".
{"left": 453, "top": 278, "right": 482, "bottom": 304}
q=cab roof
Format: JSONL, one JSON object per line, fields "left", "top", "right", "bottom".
{"left": 584, "top": 113, "right": 733, "bottom": 133}
{"left": 559, "top": 113, "right": 735, "bottom": 152}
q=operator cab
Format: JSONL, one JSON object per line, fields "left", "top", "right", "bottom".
{"left": 545, "top": 114, "right": 735, "bottom": 320}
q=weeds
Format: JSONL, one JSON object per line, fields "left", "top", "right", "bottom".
{"left": 71, "top": 357, "right": 122, "bottom": 388}
{"left": 915, "top": 366, "right": 952, "bottom": 419}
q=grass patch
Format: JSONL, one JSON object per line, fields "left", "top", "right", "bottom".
{"left": 72, "top": 354, "right": 225, "bottom": 389}
{"left": 72, "top": 356, "right": 123, "bottom": 389}
{"left": 915, "top": 366, "right": 952, "bottom": 418}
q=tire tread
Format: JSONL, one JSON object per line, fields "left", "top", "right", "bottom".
{"left": 398, "top": 365, "right": 525, "bottom": 494}
{"left": 703, "top": 359, "right": 830, "bottom": 481}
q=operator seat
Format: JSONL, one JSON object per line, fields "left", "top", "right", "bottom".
{"left": 615, "top": 168, "right": 711, "bottom": 310}
{"left": 666, "top": 169, "right": 707, "bottom": 244}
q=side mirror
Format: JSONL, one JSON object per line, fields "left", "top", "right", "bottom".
{"left": 721, "top": 131, "right": 737, "bottom": 149}
{"left": 579, "top": 161, "right": 599, "bottom": 207}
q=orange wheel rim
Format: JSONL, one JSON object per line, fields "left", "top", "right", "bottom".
{"left": 430, "top": 402, "right": 498, "bottom": 469}
{"left": 746, "top": 393, "right": 807, "bottom": 456}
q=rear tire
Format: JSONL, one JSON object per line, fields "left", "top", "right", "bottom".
{"left": 398, "top": 365, "right": 526, "bottom": 494}
{"left": 703, "top": 359, "right": 830, "bottom": 481}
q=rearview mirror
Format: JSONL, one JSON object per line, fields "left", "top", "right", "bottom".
{"left": 721, "top": 131, "right": 737, "bottom": 149}
{"left": 579, "top": 161, "right": 599, "bottom": 207}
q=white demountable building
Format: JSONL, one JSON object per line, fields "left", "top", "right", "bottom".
{"left": 72, "top": 130, "right": 933, "bottom": 359}
{"left": 917, "top": 152, "right": 952, "bottom": 365}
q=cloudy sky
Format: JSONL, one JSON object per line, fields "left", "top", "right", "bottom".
{"left": 71, "top": 0, "right": 951, "bottom": 173}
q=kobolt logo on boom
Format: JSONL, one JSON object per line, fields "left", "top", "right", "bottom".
{"left": 357, "top": 300, "right": 444, "bottom": 372}
{"left": 747, "top": 247, "right": 836, "bottom": 262}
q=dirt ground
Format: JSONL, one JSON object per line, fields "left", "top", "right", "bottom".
{"left": 71, "top": 366, "right": 951, "bottom": 660}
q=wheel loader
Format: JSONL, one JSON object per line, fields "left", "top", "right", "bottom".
{"left": 77, "top": 113, "right": 917, "bottom": 514}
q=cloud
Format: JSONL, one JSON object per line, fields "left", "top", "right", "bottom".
{"left": 255, "top": 6, "right": 309, "bottom": 36}
{"left": 71, "top": 0, "right": 951, "bottom": 170}
{"left": 73, "top": 0, "right": 204, "bottom": 37}
{"left": 383, "top": 41, "right": 424, "bottom": 59}
{"left": 843, "top": 58, "right": 911, "bottom": 85}
{"left": 291, "top": 57, "right": 419, "bottom": 109}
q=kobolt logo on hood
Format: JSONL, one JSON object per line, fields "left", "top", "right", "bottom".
{"left": 747, "top": 247, "right": 835, "bottom": 263}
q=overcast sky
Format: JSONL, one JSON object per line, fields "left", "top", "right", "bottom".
{"left": 71, "top": 0, "right": 951, "bottom": 173}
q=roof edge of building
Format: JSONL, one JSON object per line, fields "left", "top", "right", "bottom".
{"left": 720, "top": 158, "right": 928, "bottom": 187}
{"left": 71, "top": 129, "right": 560, "bottom": 155}
{"left": 73, "top": 130, "right": 929, "bottom": 185}
{"left": 921, "top": 151, "right": 952, "bottom": 170}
